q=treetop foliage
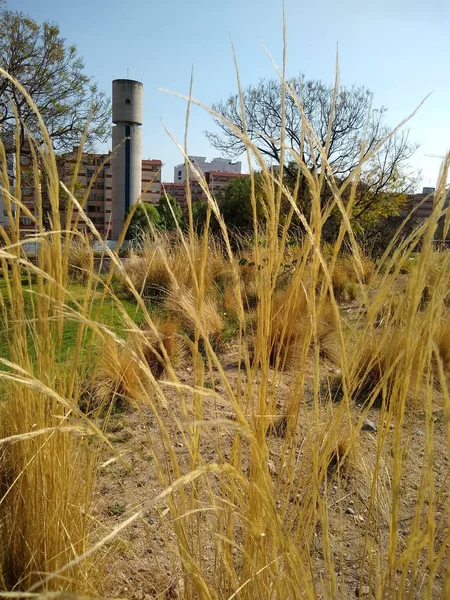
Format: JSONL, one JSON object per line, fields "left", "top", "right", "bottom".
{"left": 0, "top": 9, "right": 110, "bottom": 154}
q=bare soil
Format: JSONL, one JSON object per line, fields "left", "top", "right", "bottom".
{"left": 92, "top": 278, "right": 449, "bottom": 599}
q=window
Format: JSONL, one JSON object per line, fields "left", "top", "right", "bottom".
{"left": 178, "top": 170, "right": 182, "bottom": 176}
{"left": 87, "top": 169, "right": 94, "bottom": 178}
{"left": 21, "top": 187, "right": 31, "bottom": 196}
{"left": 22, "top": 217, "right": 32, "bottom": 225}
{"left": 125, "top": 98, "right": 131, "bottom": 104}
{"left": 20, "top": 155, "right": 31, "bottom": 166}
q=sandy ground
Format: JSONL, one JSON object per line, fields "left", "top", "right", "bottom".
{"left": 91, "top": 275, "right": 449, "bottom": 599}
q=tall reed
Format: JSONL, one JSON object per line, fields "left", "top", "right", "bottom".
{"left": 0, "top": 52, "right": 449, "bottom": 600}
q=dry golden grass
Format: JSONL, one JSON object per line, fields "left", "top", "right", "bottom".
{"left": 165, "top": 288, "right": 224, "bottom": 341}
{"left": 267, "top": 282, "right": 339, "bottom": 369}
{"left": 434, "top": 318, "right": 450, "bottom": 372}
{"left": 124, "top": 244, "right": 173, "bottom": 297}
{"left": 139, "top": 319, "right": 187, "bottom": 379}
{"left": 0, "top": 60, "right": 449, "bottom": 600}
{"left": 89, "top": 340, "right": 146, "bottom": 411}
{"left": 331, "top": 261, "right": 353, "bottom": 302}
{"left": 66, "top": 232, "right": 95, "bottom": 283}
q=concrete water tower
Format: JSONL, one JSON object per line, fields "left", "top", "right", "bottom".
{"left": 111, "top": 79, "right": 143, "bottom": 239}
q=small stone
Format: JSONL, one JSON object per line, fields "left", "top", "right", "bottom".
{"left": 267, "top": 460, "right": 276, "bottom": 476}
{"left": 176, "top": 442, "right": 183, "bottom": 448}
{"left": 362, "top": 419, "right": 376, "bottom": 433}
{"left": 355, "top": 584, "right": 370, "bottom": 597}
{"left": 346, "top": 506, "right": 355, "bottom": 515}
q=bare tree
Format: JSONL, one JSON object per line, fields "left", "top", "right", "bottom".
{"left": 0, "top": 9, "right": 109, "bottom": 155}
{"left": 205, "top": 76, "right": 418, "bottom": 206}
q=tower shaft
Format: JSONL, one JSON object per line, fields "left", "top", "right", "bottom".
{"left": 111, "top": 79, "right": 143, "bottom": 240}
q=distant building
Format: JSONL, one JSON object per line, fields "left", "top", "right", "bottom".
{"left": 162, "top": 171, "right": 249, "bottom": 209}
{"left": 58, "top": 149, "right": 109, "bottom": 236}
{"left": 174, "top": 156, "right": 241, "bottom": 183}
{"left": 140, "top": 159, "right": 162, "bottom": 205}
{"left": 0, "top": 153, "right": 16, "bottom": 228}
{"left": 0, "top": 152, "right": 36, "bottom": 236}
{"left": 59, "top": 148, "right": 162, "bottom": 238}
{"left": 205, "top": 170, "right": 245, "bottom": 194}
{"left": 162, "top": 182, "right": 186, "bottom": 209}
{"left": 405, "top": 187, "right": 450, "bottom": 220}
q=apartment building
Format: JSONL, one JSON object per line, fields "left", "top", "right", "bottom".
{"left": 1, "top": 147, "right": 247, "bottom": 239}
{"left": 162, "top": 171, "right": 248, "bottom": 209}
{"left": 0, "top": 153, "right": 16, "bottom": 229}
{"left": 57, "top": 148, "right": 109, "bottom": 235}
{"left": 174, "top": 156, "right": 242, "bottom": 183}
{"left": 162, "top": 182, "right": 186, "bottom": 209}
{"left": 58, "top": 148, "right": 162, "bottom": 238}
{"left": 0, "top": 152, "right": 37, "bottom": 237}
{"left": 405, "top": 187, "right": 450, "bottom": 220}
{"left": 141, "top": 159, "right": 163, "bottom": 205}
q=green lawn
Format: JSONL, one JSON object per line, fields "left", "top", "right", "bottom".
{"left": 0, "top": 276, "right": 146, "bottom": 369}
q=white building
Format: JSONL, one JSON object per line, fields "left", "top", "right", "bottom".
{"left": 174, "top": 156, "right": 241, "bottom": 183}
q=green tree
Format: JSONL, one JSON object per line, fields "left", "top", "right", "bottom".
{"left": 191, "top": 200, "right": 212, "bottom": 233}
{"left": 189, "top": 175, "right": 267, "bottom": 235}
{"left": 0, "top": 9, "right": 109, "bottom": 154}
{"left": 157, "top": 193, "right": 183, "bottom": 230}
{"left": 216, "top": 176, "right": 264, "bottom": 232}
{"left": 126, "top": 202, "right": 161, "bottom": 241}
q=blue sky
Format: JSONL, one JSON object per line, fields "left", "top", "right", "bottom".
{"left": 10, "top": 0, "right": 450, "bottom": 188}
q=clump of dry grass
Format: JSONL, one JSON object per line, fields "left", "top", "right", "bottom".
{"left": 2, "top": 58, "right": 450, "bottom": 600}
{"left": 166, "top": 289, "right": 224, "bottom": 337}
{"left": 268, "top": 287, "right": 307, "bottom": 368}
{"left": 89, "top": 339, "right": 146, "bottom": 411}
{"left": 433, "top": 319, "right": 450, "bottom": 372}
{"left": 267, "top": 283, "right": 339, "bottom": 369}
{"left": 360, "top": 256, "right": 375, "bottom": 284}
{"left": 223, "top": 284, "right": 240, "bottom": 320}
{"left": 419, "top": 251, "right": 450, "bottom": 309}
{"left": 331, "top": 262, "right": 353, "bottom": 302}
{"left": 66, "top": 233, "right": 94, "bottom": 283}
{"left": 124, "top": 245, "right": 173, "bottom": 298}
{"left": 139, "top": 319, "right": 186, "bottom": 379}
{"left": 120, "top": 233, "right": 231, "bottom": 302}
{"left": 0, "top": 111, "right": 100, "bottom": 592}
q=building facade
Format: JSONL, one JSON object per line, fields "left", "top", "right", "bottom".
{"left": 0, "top": 152, "right": 36, "bottom": 237}
{"left": 174, "top": 156, "right": 242, "bottom": 183}
{"left": 405, "top": 187, "right": 450, "bottom": 220}
{"left": 162, "top": 171, "right": 248, "bottom": 209}
{"left": 58, "top": 148, "right": 161, "bottom": 238}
